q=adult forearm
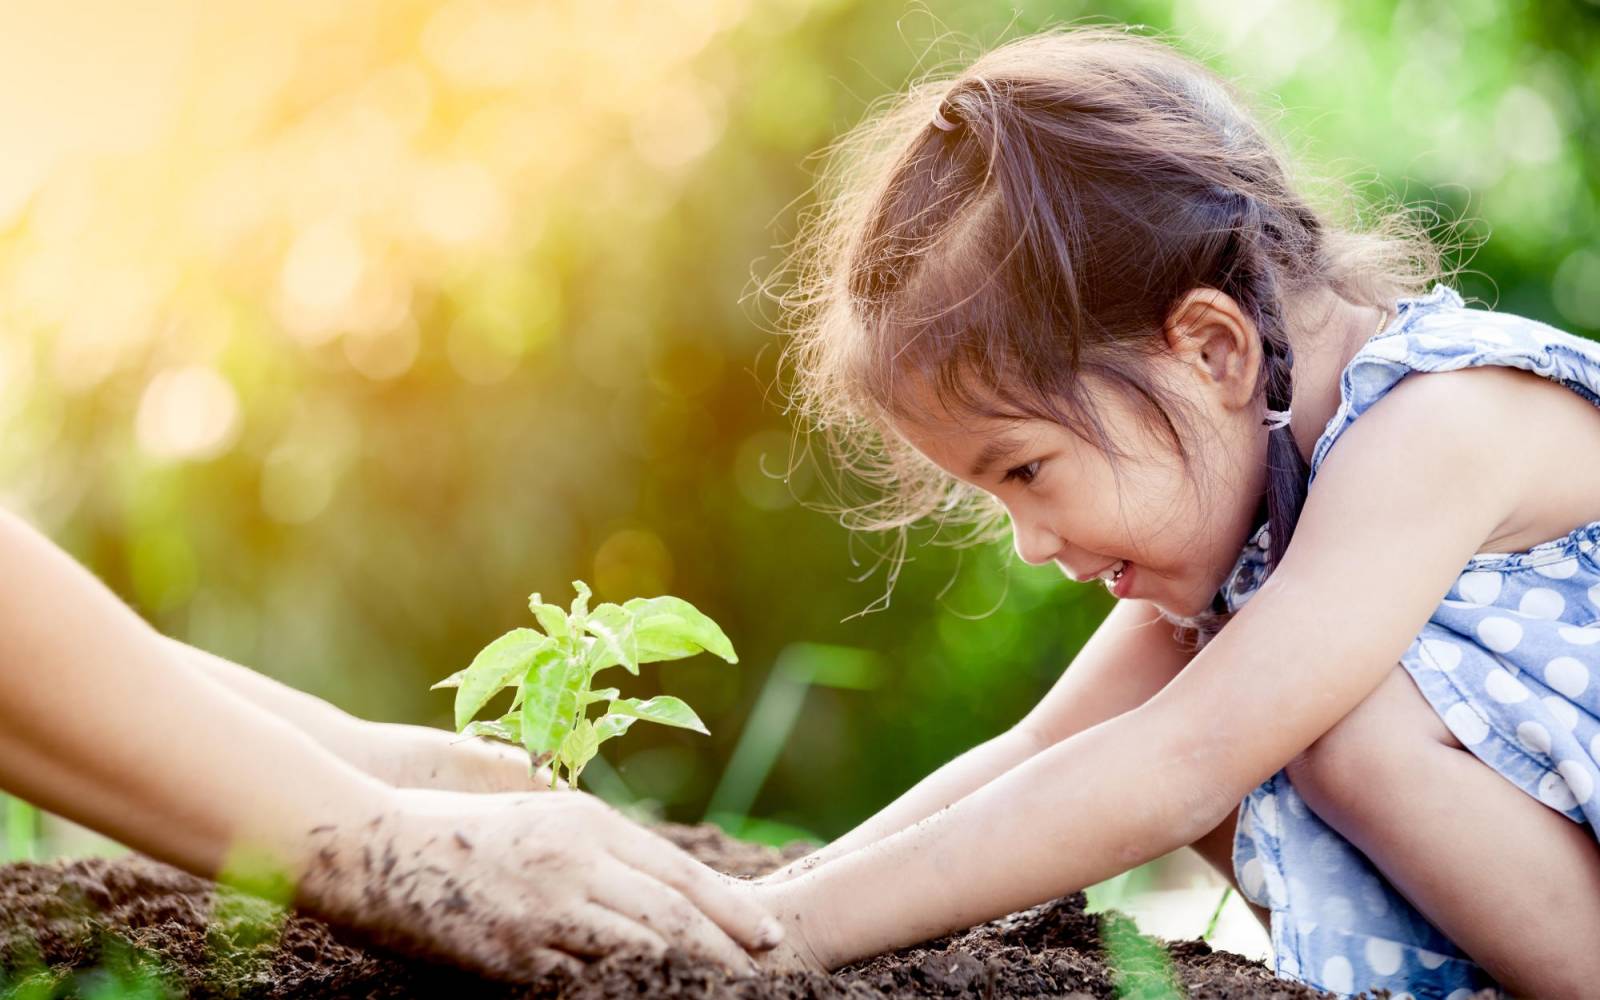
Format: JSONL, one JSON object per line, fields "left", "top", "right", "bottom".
{"left": 779, "top": 709, "right": 1228, "bottom": 968}
{"left": 162, "top": 636, "right": 373, "bottom": 765}
{"left": 0, "top": 509, "right": 391, "bottom": 891}
{"left": 776, "top": 727, "right": 1044, "bottom": 877}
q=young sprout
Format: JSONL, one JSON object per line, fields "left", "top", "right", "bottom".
{"left": 431, "top": 581, "right": 738, "bottom": 789}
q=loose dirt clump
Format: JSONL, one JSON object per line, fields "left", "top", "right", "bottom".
{"left": 0, "top": 824, "right": 1330, "bottom": 998}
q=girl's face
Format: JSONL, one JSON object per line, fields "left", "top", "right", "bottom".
{"left": 893, "top": 364, "right": 1270, "bottom": 618}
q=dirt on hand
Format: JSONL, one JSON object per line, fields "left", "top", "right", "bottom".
{"left": 0, "top": 823, "right": 1332, "bottom": 999}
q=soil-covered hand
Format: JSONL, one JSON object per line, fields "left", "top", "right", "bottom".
{"left": 353, "top": 720, "right": 564, "bottom": 793}
{"left": 299, "top": 787, "right": 783, "bottom": 981}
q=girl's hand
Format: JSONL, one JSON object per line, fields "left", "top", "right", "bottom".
{"left": 745, "top": 880, "right": 830, "bottom": 973}
{"left": 301, "top": 787, "right": 784, "bottom": 980}
{"left": 349, "top": 720, "right": 565, "bottom": 792}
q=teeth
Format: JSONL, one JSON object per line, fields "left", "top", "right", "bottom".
{"left": 1100, "top": 561, "right": 1126, "bottom": 585}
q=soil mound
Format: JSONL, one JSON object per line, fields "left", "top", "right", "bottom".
{"left": 0, "top": 823, "right": 1328, "bottom": 998}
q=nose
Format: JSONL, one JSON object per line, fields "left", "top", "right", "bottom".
{"left": 1010, "top": 515, "right": 1061, "bottom": 567}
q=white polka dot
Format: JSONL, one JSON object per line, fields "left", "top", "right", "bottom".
{"left": 1321, "top": 955, "right": 1354, "bottom": 994}
{"left": 1484, "top": 667, "right": 1531, "bottom": 704}
{"left": 1559, "top": 624, "right": 1600, "bottom": 645}
{"left": 1590, "top": 582, "right": 1600, "bottom": 610}
{"left": 1283, "top": 783, "right": 1308, "bottom": 818}
{"left": 1417, "top": 948, "right": 1449, "bottom": 970}
{"left": 1239, "top": 856, "right": 1265, "bottom": 899}
{"left": 1359, "top": 875, "right": 1391, "bottom": 917}
{"left": 1310, "top": 832, "right": 1347, "bottom": 872}
{"left": 1445, "top": 990, "right": 1476, "bottom": 1000}
{"left": 1261, "top": 858, "right": 1286, "bottom": 901}
{"left": 1321, "top": 894, "right": 1355, "bottom": 927}
{"left": 1476, "top": 616, "right": 1523, "bottom": 653}
{"left": 1591, "top": 733, "right": 1600, "bottom": 761}
{"left": 1558, "top": 760, "right": 1595, "bottom": 805}
{"left": 1444, "top": 702, "right": 1490, "bottom": 746}
{"left": 1393, "top": 993, "right": 1417, "bottom": 1000}
{"left": 1287, "top": 876, "right": 1310, "bottom": 907}
{"left": 1278, "top": 952, "right": 1300, "bottom": 979}
{"left": 1418, "top": 638, "right": 1462, "bottom": 671}
{"left": 1539, "top": 771, "right": 1578, "bottom": 811}
{"left": 1256, "top": 792, "right": 1279, "bottom": 835}
{"left": 1546, "top": 656, "right": 1591, "bottom": 698}
{"left": 1535, "top": 556, "right": 1580, "bottom": 579}
{"left": 1458, "top": 571, "right": 1503, "bottom": 605}
{"left": 1365, "top": 937, "right": 1403, "bottom": 976}
{"left": 1517, "top": 720, "right": 1553, "bottom": 754}
{"left": 1544, "top": 695, "right": 1580, "bottom": 731}
{"left": 1519, "top": 587, "right": 1565, "bottom": 619}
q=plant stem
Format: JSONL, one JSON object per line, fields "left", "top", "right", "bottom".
{"left": 1202, "top": 886, "right": 1232, "bottom": 941}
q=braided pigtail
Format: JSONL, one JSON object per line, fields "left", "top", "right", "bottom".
{"left": 1259, "top": 338, "right": 1311, "bottom": 573}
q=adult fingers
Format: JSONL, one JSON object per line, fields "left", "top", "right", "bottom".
{"left": 608, "top": 825, "right": 784, "bottom": 953}
{"left": 548, "top": 902, "right": 671, "bottom": 961}
{"left": 589, "top": 865, "right": 758, "bottom": 974}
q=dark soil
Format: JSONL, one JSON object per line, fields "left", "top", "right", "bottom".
{"left": 0, "top": 823, "right": 1331, "bottom": 999}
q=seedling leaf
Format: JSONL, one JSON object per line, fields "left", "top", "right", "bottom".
{"left": 594, "top": 713, "right": 638, "bottom": 741}
{"left": 518, "top": 645, "right": 588, "bottom": 755}
{"left": 584, "top": 686, "right": 621, "bottom": 705}
{"left": 557, "top": 718, "right": 600, "bottom": 782}
{"left": 623, "top": 596, "right": 738, "bottom": 663}
{"left": 453, "top": 629, "right": 555, "bottom": 731}
{"left": 606, "top": 695, "right": 709, "bottom": 735}
{"left": 527, "top": 593, "right": 570, "bottom": 639}
{"left": 568, "top": 580, "right": 592, "bottom": 621}
{"left": 584, "top": 608, "right": 637, "bottom": 675}
{"left": 429, "top": 668, "right": 466, "bottom": 690}
{"left": 463, "top": 718, "right": 522, "bottom": 742}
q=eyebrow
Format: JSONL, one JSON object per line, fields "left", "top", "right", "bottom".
{"left": 969, "top": 435, "right": 1027, "bottom": 479}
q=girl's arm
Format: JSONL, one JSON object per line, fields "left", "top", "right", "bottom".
{"left": 162, "top": 637, "right": 557, "bottom": 792}
{"left": 767, "top": 598, "right": 1192, "bottom": 880}
{"left": 761, "top": 369, "right": 1522, "bottom": 968}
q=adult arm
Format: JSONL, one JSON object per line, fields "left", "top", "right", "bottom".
{"left": 163, "top": 636, "right": 556, "bottom": 792}
{"left": 0, "top": 507, "right": 779, "bottom": 976}
{"left": 760, "top": 368, "right": 1522, "bottom": 969}
{"left": 766, "top": 597, "right": 1192, "bottom": 881}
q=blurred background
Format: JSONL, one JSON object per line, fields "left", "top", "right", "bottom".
{"left": 1, "top": 0, "right": 1597, "bottom": 959}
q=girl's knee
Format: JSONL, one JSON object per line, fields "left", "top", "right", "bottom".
{"left": 1285, "top": 664, "right": 1444, "bottom": 822}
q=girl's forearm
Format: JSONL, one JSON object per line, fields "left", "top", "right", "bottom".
{"left": 773, "top": 727, "right": 1045, "bottom": 878}
{"left": 0, "top": 509, "right": 392, "bottom": 895}
{"left": 775, "top": 708, "right": 1227, "bottom": 968}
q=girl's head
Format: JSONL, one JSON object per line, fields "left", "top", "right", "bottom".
{"left": 777, "top": 26, "right": 1444, "bottom": 641}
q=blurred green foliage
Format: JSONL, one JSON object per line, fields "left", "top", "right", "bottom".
{"left": 0, "top": 0, "right": 1595, "bottom": 847}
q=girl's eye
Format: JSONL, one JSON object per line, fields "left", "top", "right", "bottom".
{"left": 1001, "top": 460, "right": 1041, "bottom": 485}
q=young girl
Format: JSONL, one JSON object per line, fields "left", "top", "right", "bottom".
{"left": 750, "top": 26, "right": 1600, "bottom": 998}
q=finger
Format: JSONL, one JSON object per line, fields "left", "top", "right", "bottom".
{"left": 527, "top": 947, "right": 585, "bottom": 979}
{"left": 549, "top": 903, "right": 671, "bottom": 961}
{"left": 589, "top": 864, "right": 758, "bottom": 974}
{"left": 609, "top": 827, "right": 784, "bottom": 952}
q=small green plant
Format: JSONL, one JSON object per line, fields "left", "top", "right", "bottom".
{"left": 432, "top": 581, "right": 737, "bottom": 789}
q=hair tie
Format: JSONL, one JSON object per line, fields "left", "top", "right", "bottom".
{"left": 1262, "top": 408, "right": 1292, "bottom": 430}
{"left": 931, "top": 103, "right": 958, "bottom": 132}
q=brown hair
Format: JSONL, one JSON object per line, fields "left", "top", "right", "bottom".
{"left": 772, "top": 25, "right": 1450, "bottom": 645}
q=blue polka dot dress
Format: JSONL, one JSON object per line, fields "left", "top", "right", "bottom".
{"left": 1226, "top": 284, "right": 1600, "bottom": 999}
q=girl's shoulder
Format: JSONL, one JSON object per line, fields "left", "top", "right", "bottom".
{"left": 1307, "top": 284, "right": 1600, "bottom": 487}
{"left": 1220, "top": 286, "right": 1600, "bottom": 612}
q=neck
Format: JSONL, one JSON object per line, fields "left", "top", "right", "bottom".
{"left": 1281, "top": 287, "right": 1394, "bottom": 464}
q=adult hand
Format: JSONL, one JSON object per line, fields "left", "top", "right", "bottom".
{"left": 300, "top": 787, "right": 784, "bottom": 980}
{"left": 351, "top": 720, "right": 565, "bottom": 793}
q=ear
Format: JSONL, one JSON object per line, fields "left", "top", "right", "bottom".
{"left": 1162, "top": 288, "right": 1261, "bottom": 412}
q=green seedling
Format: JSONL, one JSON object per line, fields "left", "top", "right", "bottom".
{"left": 432, "top": 581, "right": 737, "bottom": 789}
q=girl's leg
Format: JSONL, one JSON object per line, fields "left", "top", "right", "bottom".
{"left": 1188, "top": 809, "right": 1271, "bottom": 931}
{"left": 1285, "top": 664, "right": 1600, "bottom": 998}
